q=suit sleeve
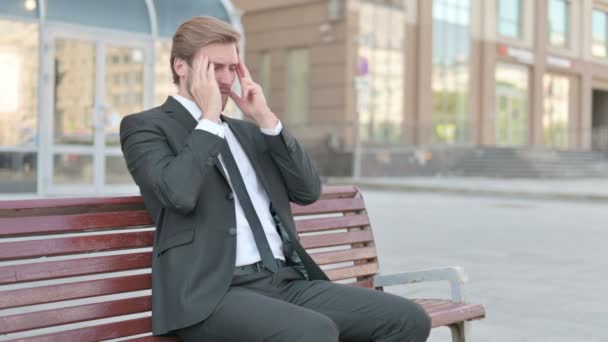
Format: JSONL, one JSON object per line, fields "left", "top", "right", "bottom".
{"left": 263, "top": 127, "right": 321, "bottom": 205}
{"left": 120, "top": 114, "right": 224, "bottom": 214}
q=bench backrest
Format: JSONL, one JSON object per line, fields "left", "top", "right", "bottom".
{"left": 0, "top": 185, "right": 377, "bottom": 341}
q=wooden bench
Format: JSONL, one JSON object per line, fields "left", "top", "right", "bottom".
{"left": 0, "top": 185, "right": 484, "bottom": 341}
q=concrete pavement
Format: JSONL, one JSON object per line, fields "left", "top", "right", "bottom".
{"left": 327, "top": 177, "right": 608, "bottom": 202}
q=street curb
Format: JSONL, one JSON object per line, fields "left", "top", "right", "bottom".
{"left": 325, "top": 178, "right": 608, "bottom": 203}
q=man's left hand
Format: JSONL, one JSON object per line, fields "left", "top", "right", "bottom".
{"left": 229, "top": 60, "right": 279, "bottom": 129}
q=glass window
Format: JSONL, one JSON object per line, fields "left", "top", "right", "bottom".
{"left": 285, "top": 49, "right": 309, "bottom": 126}
{"left": 104, "top": 45, "right": 145, "bottom": 146}
{"left": 0, "top": 19, "right": 39, "bottom": 148}
{"left": 47, "top": 0, "right": 150, "bottom": 33}
{"left": 259, "top": 51, "right": 271, "bottom": 105}
{"left": 495, "top": 63, "right": 529, "bottom": 146}
{"left": 432, "top": 0, "right": 471, "bottom": 144}
{"left": 548, "top": 0, "right": 570, "bottom": 48}
{"left": 543, "top": 74, "right": 570, "bottom": 149}
{"left": 53, "top": 154, "right": 93, "bottom": 185}
{"left": 155, "top": 40, "right": 175, "bottom": 106}
{"left": 106, "top": 155, "right": 132, "bottom": 185}
{"left": 592, "top": 9, "right": 608, "bottom": 58}
{"left": 357, "top": 1, "right": 405, "bottom": 144}
{"left": 153, "top": 0, "right": 230, "bottom": 38}
{"left": 497, "top": 0, "right": 522, "bottom": 38}
{"left": 0, "top": 152, "right": 37, "bottom": 193}
{"left": 53, "top": 39, "right": 96, "bottom": 146}
{"left": 0, "top": 0, "right": 39, "bottom": 19}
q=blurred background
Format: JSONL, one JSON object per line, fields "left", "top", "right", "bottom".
{"left": 1, "top": 1, "right": 608, "bottom": 341}
{"left": 4, "top": 0, "right": 608, "bottom": 197}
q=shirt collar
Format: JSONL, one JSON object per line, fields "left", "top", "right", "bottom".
{"left": 171, "top": 94, "right": 202, "bottom": 122}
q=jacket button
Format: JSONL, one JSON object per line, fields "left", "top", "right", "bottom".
{"left": 226, "top": 192, "right": 234, "bottom": 200}
{"left": 206, "top": 157, "right": 214, "bottom": 166}
{"left": 228, "top": 227, "right": 237, "bottom": 235}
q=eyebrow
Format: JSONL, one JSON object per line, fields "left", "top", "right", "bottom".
{"left": 212, "top": 62, "right": 238, "bottom": 67}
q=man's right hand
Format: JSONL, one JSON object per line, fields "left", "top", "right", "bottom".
{"left": 187, "top": 54, "right": 222, "bottom": 123}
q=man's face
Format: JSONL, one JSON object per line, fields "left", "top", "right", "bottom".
{"left": 194, "top": 42, "right": 239, "bottom": 109}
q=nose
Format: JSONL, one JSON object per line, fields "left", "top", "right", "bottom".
{"left": 215, "top": 68, "right": 234, "bottom": 89}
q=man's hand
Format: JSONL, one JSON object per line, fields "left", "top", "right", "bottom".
{"left": 229, "top": 61, "right": 279, "bottom": 129}
{"left": 187, "top": 54, "right": 222, "bottom": 123}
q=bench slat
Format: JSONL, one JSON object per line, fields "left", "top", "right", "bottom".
{"left": 10, "top": 316, "right": 153, "bottom": 342}
{"left": 0, "top": 196, "right": 144, "bottom": 211}
{"left": 291, "top": 198, "right": 365, "bottom": 215}
{"left": 299, "top": 230, "right": 374, "bottom": 249}
{"left": 324, "top": 262, "right": 378, "bottom": 281}
{"left": 310, "top": 247, "right": 377, "bottom": 265}
{"left": 295, "top": 215, "right": 370, "bottom": 233}
{"left": 415, "top": 300, "right": 486, "bottom": 328}
{"left": 0, "top": 252, "right": 151, "bottom": 285}
{"left": 319, "top": 185, "right": 358, "bottom": 198}
{"left": 0, "top": 296, "right": 151, "bottom": 334}
{"left": 123, "top": 336, "right": 179, "bottom": 341}
{"left": 0, "top": 211, "right": 153, "bottom": 237}
{"left": 0, "top": 231, "right": 155, "bottom": 261}
{"left": 0, "top": 274, "right": 151, "bottom": 310}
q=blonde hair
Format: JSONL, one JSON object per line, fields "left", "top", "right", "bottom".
{"left": 170, "top": 16, "right": 241, "bottom": 85}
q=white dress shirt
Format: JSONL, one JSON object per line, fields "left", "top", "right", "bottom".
{"left": 172, "top": 95, "right": 285, "bottom": 266}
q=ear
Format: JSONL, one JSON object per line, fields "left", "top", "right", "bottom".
{"left": 173, "top": 58, "right": 188, "bottom": 79}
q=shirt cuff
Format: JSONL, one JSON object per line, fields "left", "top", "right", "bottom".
{"left": 260, "top": 121, "right": 283, "bottom": 136}
{"left": 196, "top": 119, "right": 226, "bottom": 138}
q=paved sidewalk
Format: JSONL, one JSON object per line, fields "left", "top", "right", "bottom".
{"left": 326, "top": 177, "right": 608, "bottom": 202}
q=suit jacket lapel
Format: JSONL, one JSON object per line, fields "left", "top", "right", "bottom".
{"left": 222, "top": 115, "right": 273, "bottom": 198}
{"left": 161, "top": 96, "right": 229, "bottom": 183}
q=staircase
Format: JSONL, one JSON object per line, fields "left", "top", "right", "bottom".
{"left": 453, "top": 147, "right": 608, "bottom": 178}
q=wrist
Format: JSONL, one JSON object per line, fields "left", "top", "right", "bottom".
{"left": 257, "top": 110, "right": 278, "bottom": 129}
{"left": 200, "top": 108, "right": 221, "bottom": 123}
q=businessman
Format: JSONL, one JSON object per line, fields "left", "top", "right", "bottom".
{"left": 120, "top": 16, "right": 431, "bottom": 342}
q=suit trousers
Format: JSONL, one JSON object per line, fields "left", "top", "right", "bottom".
{"left": 174, "top": 265, "right": 431, "bottom": 342}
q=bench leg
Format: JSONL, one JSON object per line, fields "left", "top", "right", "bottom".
{"left": 448, "top": 321, "right": 470, "bottom": 342}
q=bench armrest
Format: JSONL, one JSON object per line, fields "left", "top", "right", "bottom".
{"left": 373, "top": 266, "right": 468, "bottom": 303}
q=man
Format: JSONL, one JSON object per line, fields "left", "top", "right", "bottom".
{"left": 120, "top": 16, "right": 431, "bottom": 342}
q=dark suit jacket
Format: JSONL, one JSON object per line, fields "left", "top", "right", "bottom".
{"left": 120, "top": 97, "right": 329, "bottom": 335}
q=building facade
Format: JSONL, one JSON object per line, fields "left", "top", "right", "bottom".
{"left": 233, "top": 0, "right": 608, "bottom": 175}
{"left": 0, "top": 0, "right": 242, "bottom": 197}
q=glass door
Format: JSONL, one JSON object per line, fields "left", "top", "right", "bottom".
{"left": 42, "top": 26, "right": 151, "bottom": 196}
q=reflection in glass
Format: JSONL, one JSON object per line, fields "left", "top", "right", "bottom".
{"left": 105, "top": 46, "right": 144, "bottom": 146}
{"left": 592, "top": 9, "right": 608, "bottom": 58}
{"left": 543, "top": 74, "right": 570, "bottom": 149}
{"left": 497, "top": 0, "right": 522, "bottom": 38}
{"left": 548, "top": 0, "right": 570, "bottom": 48}
{"left": 285, "top": 49, "right": 309, "bottom": 126}
{"left": 0, "top": 152, "right": 37, "bottom": 193}
{"left": 53, "top": 154, "right": 93, "bottom": 184}
{"left": 495, "top": 63, "right": 529, "bottom": 146}
{"left": 105, "top": 155, "right": 132, "bottom": 185}
{"left": 54, "top": 39, "right": 95, "bottom": 145}
{"left": 155, "top": 40, "right": 175, "bottom": 106}
{"left": 357, "top": 1, "right": 405, "bottom": 143}
{"left": 0, "top": 19, "right": 39, "bottom": 147}
{"left": 432, "top": 0, "right": 470, "bottom": 144}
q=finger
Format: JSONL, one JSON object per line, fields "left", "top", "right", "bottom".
{"left": 207, "top": 61, "right": 215, "bottom": 83}
{"left": 242, "top": 84, "right": 254, "bottom": 100}
{"left": 238, "top": 61, "right": 252, "bottom": 80}
{"left": 199, "top": 55, "right": 209, "bottom": 83}
{"left": 229, "top": 90, "right": 246, "bottom": 108}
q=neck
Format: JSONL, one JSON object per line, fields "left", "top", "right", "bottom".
{"left": 176, "top": 86, "right": 195, "bottom": 103}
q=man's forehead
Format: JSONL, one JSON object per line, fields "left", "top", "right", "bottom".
{"left": 199, "top": 43, "right": 238, "bottom": 65}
